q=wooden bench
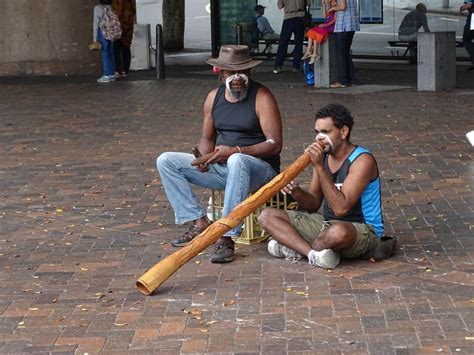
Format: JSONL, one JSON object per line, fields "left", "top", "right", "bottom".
{"left": 209, "top": 190, "right": 298, "bottom": 245}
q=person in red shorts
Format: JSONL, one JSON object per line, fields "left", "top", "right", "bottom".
{"left": 302, "top": 0, "right": 337, "bottom": 64}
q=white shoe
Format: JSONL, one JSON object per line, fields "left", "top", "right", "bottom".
{"left": 267, "top": 239, "right": 302, "bottom": 263}
{"left": 97, "top": 75, "right": 111, "bottom": 83}
{"left": 308, "top": 249, "right": 340, "bottom": 269}
{"left": 273, "top": 67, "right": 281, "bottom": 74}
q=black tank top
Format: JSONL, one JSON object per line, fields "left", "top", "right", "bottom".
{"left": 211, "top": 79, "right": 280, "bottom": 172}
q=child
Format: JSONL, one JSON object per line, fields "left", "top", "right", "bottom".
{"left": 302, "top": 0, "right": 337, "bottom": 64}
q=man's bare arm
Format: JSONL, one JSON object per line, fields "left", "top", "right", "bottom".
{"left": 198, "top": 89, "right": 217, "bottom": 156}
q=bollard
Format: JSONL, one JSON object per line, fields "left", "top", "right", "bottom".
{"left": 156, "top": 24, "right": 165, "bottom": 80}
{"left": 236, "top": 24, "right": 242, "bottom": 45}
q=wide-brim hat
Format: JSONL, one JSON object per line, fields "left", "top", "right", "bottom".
{"left": 207, "top": 45, "right": 263, "bottom": 71}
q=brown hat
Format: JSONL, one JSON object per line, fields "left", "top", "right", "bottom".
{"left": 206, "top": 45, "right": 263, "bottom": 71}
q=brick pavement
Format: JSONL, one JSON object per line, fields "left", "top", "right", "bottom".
{"left": 0, "top": 62, "right": 473, "bottom": 354}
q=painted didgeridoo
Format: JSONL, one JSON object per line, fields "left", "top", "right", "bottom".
{"left": 136, "top": 152, "right": 312, "bottom": 295}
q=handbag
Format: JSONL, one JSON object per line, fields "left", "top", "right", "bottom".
{"left": 303, "top": 5, "right": 312, "bottom": 28}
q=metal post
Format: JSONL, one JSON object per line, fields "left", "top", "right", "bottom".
{"left": 210, "top": 0, "right": 219, "bottom": 57}
{"left": 156, "top": 24, "right": 165, "bottom": 80}
{"left": 236, "top": 24, "right": 242, "bottom": 45}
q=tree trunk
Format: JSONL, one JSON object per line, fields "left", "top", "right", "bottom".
{"left": 162, "top": 0, "right": 184, "bottom": 50}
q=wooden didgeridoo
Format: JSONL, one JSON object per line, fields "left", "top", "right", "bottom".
{"left": 136, "top": 152, "right": 312, "bottom": 295}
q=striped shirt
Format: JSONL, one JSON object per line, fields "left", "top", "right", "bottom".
{"left": 334, "top": 0, "right": 360, "bottom": 33}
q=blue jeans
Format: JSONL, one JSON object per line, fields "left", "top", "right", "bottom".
{"left": 156, "top": 152, "right": 277, "bottom": 236}
{"left": 335, "top": 31, "right": 357, "bottom": 85}
{"left": 274, "top": 17, "right": 304, "bottom": 69}
{"left": 98, "top": 30, "right": 115, "bottom": 76}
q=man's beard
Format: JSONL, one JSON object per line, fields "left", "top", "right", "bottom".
{"left": 225, "top": 73, "right": 249, "bottom": 102}
{"left": 229, "top": 87, "right": 248, "bottom": 101}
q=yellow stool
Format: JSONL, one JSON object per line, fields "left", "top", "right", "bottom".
{"left": 209, "top": 190, "right": 298, "bottom": 245}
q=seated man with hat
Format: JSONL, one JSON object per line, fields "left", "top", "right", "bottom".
{"left": 156, "top": 45, "right": 283, "bottom": 263}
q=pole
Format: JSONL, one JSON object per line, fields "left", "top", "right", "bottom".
{"left": 236, "top": 24, "right": 243, "bottom": 45}
{"left": 210, "top": 0, "right": 220, "bottom": 57}
{"left": 156, "top": 24, "right": 165, "bottom": 80}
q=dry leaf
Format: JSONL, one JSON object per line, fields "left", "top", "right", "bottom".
{"left": 198, "top": 292, "right": 205, "bottom": 296}
{"left": 28, "top": 307, "right": 39, "bottom": 311}
{"left": 200, "top": 329, "right": 209, "bottom": 332}
{"left": 223, "top": 300, "right": 235, "bottom": 307}
{"left": 207, "top": 320, "right": 218, "bottom": 325}
{"left": 18, "top": 321, "right": 24, "bottom": 325}
{"left": 407, "top": 216, "right": 418, "bottom": 221}
{"left": 191, "top": 309, "right": 202, "bottom": 316}
{"left": 115, "top": 323, "right": 128, "bottom": 326}
{"left": 195, "top": 260, "right": 201, "bottom": 265}
{"left": 285, "top": 287, "right": 292, "bottom": 291}
{"left": 80, "top": 268, "right": 88, "bottom": 271}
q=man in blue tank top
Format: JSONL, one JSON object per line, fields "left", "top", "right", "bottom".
{"left": 259, "top": 104, "right": 396, "bottom": 269}
{"left": 156, "top": 45, "right": 283, "bottom": 263}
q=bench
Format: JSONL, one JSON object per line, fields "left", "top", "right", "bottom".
{"left": 250, "top": 38, "right": 309, "bottom": 57}
{"left": 209, "top": 190, "right": 298, "bottom": 245}
{"left": 387, "top": 40, "right": 464, "bottom": 57}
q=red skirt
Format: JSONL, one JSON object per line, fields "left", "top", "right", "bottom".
{"left": 307, "top": 28, "right": 329, "bottom": 43}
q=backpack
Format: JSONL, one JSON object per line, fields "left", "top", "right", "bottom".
{"left": 100, "top": 6, "right": 122, "bottom": 41}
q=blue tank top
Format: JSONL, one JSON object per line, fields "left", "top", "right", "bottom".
{"left": 211, "top": 79, "right": 280, "bottom": 172}
{"left": 323, "top": 146, "right": 384, "bottom": 236}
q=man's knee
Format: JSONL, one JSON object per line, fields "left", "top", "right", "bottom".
{"left": 258, "top": 208, "right": 286, "bottom": 229}
{"left": 313, "top": 223, "right": 355, "bottom": 249}
{"left": 156, "top": 151, "right": 173, "bottom": 170}
{"left": 226, "top": 153, "right": 246, "bottom": 168}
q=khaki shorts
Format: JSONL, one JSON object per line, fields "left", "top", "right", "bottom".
{"left": 286, "top": 210, "right": 381, "bottom": 259}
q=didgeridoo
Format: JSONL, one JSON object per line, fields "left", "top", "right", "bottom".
{"left": 136, "top": 152, "right": 313, "bottom": 295}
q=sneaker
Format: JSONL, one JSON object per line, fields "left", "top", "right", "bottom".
{"left": 308, "top": 249, "right": 340, "bottom": 269}
{"left": 267, "top": 239, "right": 302, "bottom": 263}
{"left": 109, "top": 74, "right": 116, "bottom": 81}
{"left": 97, "top": 75, "right": 111, "bottom": 83}
{"left": 273, "top": 67, "right": 281, "bottom": 74}
{"left": 170, "top": 224, "right": 207, "bottom": 247}
{"left": 210, "top": 237, "right": 234, "bottom": 263}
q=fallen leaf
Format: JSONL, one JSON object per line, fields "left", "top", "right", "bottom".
{"left": 207, "top": 320, "right": 218, "bottom": 325}
{"left": 80, "top": 268, "right": 88, "bottom": 271}
{"left": 223, "top": 300, "right": 235, "bottom": 307}
{"left": 114, "top": 323, "right": 128, "bottom": 326}
{"left": 425, "top": 268, "right": 432, "bottom": 272}
{"left": 191, "top": 309, "right": 202, "bottom": 316}
{"left": 198, "top": 292, "right": 205, "bottom": 296}
{"left": 28, "top": 307, "right": 39, "bottom": 311}
{"left": 294, "top": 290, "right": 308, "bottom": 296}
{"left": 195, "top": 260, "right": 201, "bottom": 265}
{"left": 465, "top": 337, "right": 474, "bottom": 340}
{"left": 408, "top": 217, "right": 418, "bottom": 221}
{"left": 200, "top": 329, "right": 209, "bottom": 332}
{"left": 18, "top": 321, "right": 24, "bottom": 325}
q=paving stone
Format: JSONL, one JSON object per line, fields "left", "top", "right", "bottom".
{"left": 0, "top": 62, "right": 472, "bottom": 353}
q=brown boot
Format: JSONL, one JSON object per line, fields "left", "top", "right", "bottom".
{"left": 170, "top": 224, "right": 207, "bottom": 247}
